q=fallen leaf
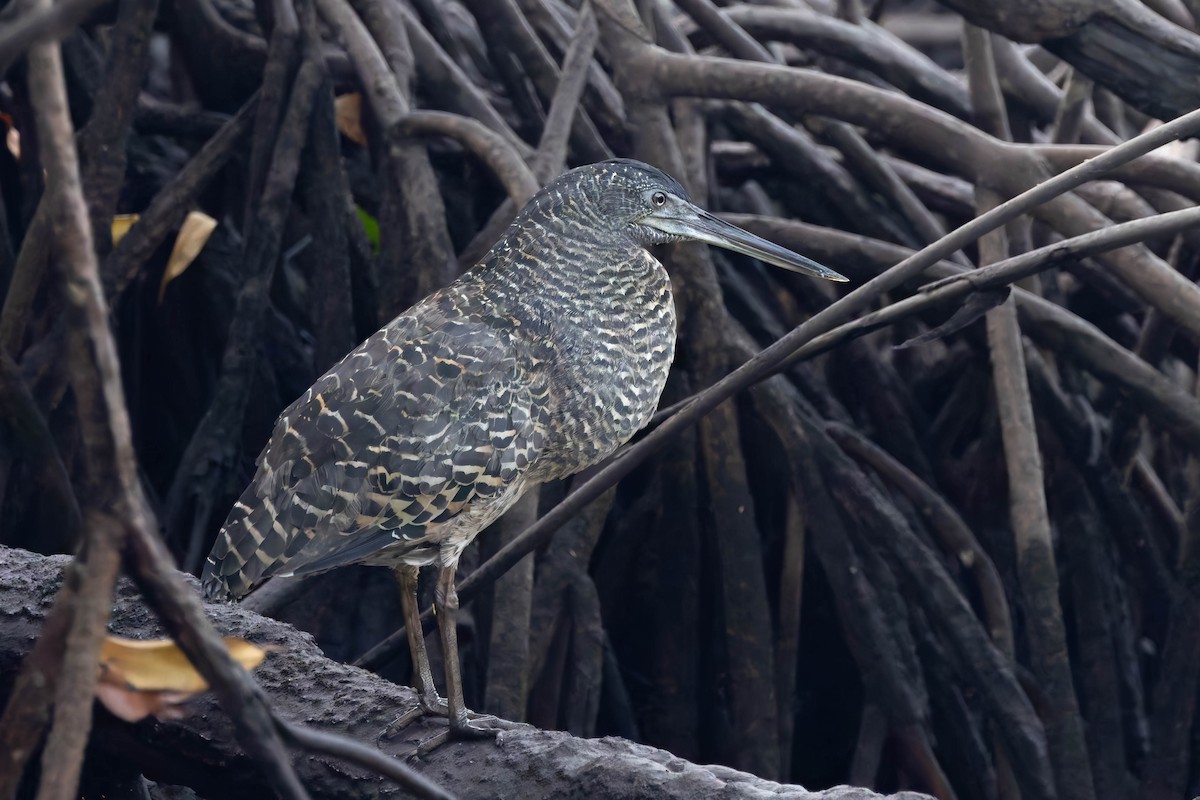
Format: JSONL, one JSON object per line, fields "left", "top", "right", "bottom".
{"left": 335, "top": 93, "right": 367, "bottom": 146}
{"left": 111, "top": 214, "right": 139, "bottom": 246}
{"left": 95, "top": 634, "right": 276, "bottom": 722}
{"left": 158, "top": 211, "right": 217, "bottom": 303}
{"left": 100, "top": 634, "right": 272, "bottom": 693}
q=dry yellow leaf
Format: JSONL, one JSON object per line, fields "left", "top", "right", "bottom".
{"left": 158, "top": 211, "right": 217, "bottom": 303}
{"left": 100, "top": 634, "right": 272, "bottom": 693}
{"left": 111, "top": 214, "right": 139, "bottom": 246}
{"left": 96, "top": 634, "right": 276, "bottom": 722}
{"left": 335, "top": 93, "right": 367, "bottom": 146}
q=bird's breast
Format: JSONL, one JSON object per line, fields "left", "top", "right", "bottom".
{"left": 529, "top": 252, "right": 677, "bottom": 481}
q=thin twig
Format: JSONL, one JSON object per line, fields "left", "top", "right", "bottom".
{"left": 746, "top": 205, "right": 1200, "bottom": 373}
{"left": 645, "top": 46, "right": 1200, "bottom": 339}
{"left": 273, "top": 717, "right": 457, "bottom": 800}
{"left": 124, "top": 520, "right": 312, "bottom": 800}
{"left": 533, "top": 0, "right": 598, "bottom": 181}
{"left": 395, "top": 111, "right": 538, "bottom": 205}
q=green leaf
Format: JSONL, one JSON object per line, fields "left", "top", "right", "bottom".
{"left": 357, "top": 207, "right": 380, "bottom": 254}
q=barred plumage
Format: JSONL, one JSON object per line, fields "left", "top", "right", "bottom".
{"left": 201, "top": 159, "right": 845, "bottom": 741}
{"left": 203, "top": 301, "right": 554, "bottom": 597}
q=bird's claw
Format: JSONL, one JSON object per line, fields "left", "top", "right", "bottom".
{"left": 407, "top": 714, "right": 500, "bottom": 761}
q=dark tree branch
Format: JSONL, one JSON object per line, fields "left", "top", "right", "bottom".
{"left": 964, "top": 25, "right": 1096, "bottom": 800}
{"left": 0, "top": 0, "right": 111, "bottom": 75}
{"left": 21, "top": 26, "right": 125, "bottom": 800}
{"left": 162, "top": 55, "right": 320, "bottom": 556}
{"left": 103, "top": 94, "right": 259, "bottom": 301}
{"left": 937, "top": 0, "right": 1200, "bottom": 119}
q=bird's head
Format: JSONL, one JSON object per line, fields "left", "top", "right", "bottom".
{"left": 539, "top": 159, "right": 847, "bottom": 283}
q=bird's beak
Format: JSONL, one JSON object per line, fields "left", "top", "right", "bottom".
{"left": 645, "top": 205, "right": 848, "bottom": 282}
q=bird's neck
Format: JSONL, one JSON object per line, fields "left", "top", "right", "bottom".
{"left": 478, "top": 239, "right": 677, "bottom": 481}
{"left": 476, "top": 230, "right": 669, "bottom": 327}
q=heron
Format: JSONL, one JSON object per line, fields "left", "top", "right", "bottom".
{"left": 202, "top": 159, "right": 846, "bottom": 741}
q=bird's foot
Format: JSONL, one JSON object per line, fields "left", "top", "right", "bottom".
{"left": 408, "top": 712, "right": 502, "bottom": 761}
{"left": 379, "top": 691, "right": 450, "bottom": 741}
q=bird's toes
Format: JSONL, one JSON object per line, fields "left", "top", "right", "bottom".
{"left": 379, "top": 706, "right": 433, "bottom": 742}
{"left": 407, "top": 729, "right": 450, "bottom": 762}
{"left": 378, "top": 691, "right": 455, "bottom": 743}
{"left": 378, "top": 711, "right": 419, "bottom": 743}
{"left": 406, "top": 715, "right": 500, "bottom": 761}
{"left": 449, "top": 714, "right": 501, "bottom": 740}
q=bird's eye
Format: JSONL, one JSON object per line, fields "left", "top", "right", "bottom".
{"left": 651, "top": 191, "right": 667, "bottom": 207}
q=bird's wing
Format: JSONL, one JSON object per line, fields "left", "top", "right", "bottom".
{"left": 203, "top": 305, "right": 550, "bottom": 598}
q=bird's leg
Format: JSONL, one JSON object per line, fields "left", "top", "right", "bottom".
{"left": 398, "top": 564, "right": 448, "bottom": 716}
{"left": 381, "top": 566, "right": 448, "bottom": 740}
{"left": 433, "top": 561, "right": 497, "bottom": 740}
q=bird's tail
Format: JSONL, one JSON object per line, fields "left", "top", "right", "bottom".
{"left": 201, "top": 495, "right": 284, "bottom": 601}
